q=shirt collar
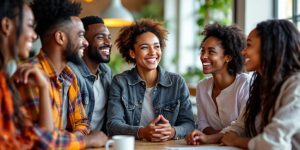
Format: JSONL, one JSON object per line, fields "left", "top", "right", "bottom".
{"left": 127, "top": 65, "right": 172, "bottom": 87}
{"left": 37, "top": 50, "right": 76, "bottom": 83}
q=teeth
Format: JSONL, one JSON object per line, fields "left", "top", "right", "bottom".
{"left": 146, "top": 58, "right": 156, "bottom": 63}
{"left": 78, "top": 49, "right": 84, "bottom": 57}
{"left": 202, "top": 63, "right": 211, "bottom": 66}
{"left": 99, "top": 48, "right": 110, "bottom": 55}
{"left": 245, "top": 58, "right": 250, "bottom": 62}
{"left": 26, "top": 43, "right": 33, "bottom": 50}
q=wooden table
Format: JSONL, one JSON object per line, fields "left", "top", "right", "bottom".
{"left": 90, "top": 139, "right": 194, "bottom": 150}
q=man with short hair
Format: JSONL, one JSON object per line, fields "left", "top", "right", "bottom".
{"left": 16, "top": 0, "right": 108, "bottom": 148}
{"left": 68, "top": 16, "right": 112, "bottom": 133}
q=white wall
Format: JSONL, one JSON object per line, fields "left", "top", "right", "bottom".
{"left": 235, "top": 0, "right": 274, "bottom": 35}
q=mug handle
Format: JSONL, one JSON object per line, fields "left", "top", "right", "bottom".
{"left": 105, "top": 139, "right": 114, "bottom": 150}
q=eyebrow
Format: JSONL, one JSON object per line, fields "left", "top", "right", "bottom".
{"left": 137, "top": 41, "right": 160, "bottom": 46}
{"left": 201, "top": 46, "right": 216, "bottom": 50}
{"left": 95, "top": 33, "right": 111, "bottom": 36}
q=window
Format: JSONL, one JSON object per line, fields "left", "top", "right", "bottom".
{"left": 275, "top": 0, "right": 300, "bottom": 29}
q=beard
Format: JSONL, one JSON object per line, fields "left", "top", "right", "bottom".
{"left": 87, "top": 45, "right": 111, "bottom": 64}
{"left": 65, "top": 41, "right": 82, "bottom": 65}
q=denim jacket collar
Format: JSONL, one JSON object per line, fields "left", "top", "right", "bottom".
{"left": 75, "top": 58, "right": 107, "bottom": 78}
{"left": 126, "top": 65, "right": 172, "bottom": 87}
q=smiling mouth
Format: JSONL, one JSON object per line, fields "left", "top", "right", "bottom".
{"left": 98, "top": 46, "right": 111, "bottom": 55}
{"left": 202, "top": 62, "right": 211, "bottom": 67}
{"left": 146, "top": 57, "right": 157, "bottom": 64}
{"left": 245, "top": 58, "right": 250, "bottom": 63}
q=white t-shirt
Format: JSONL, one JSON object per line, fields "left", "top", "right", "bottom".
{"left": 196, "top": 73, "right": 250, "bottom": 131}
{"left": 140, "top": 87, "right": 155, "bottom": 126}
{"left": 91, "top": 75, "right": 106, "bottom": 131}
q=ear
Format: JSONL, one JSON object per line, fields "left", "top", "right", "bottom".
{"left": 1, "top": 17, "right": 14, "bottom": 36}
{"left": 225, "top": 55, "right": 232, "bottom": 63}
{"left": 54, "top": 31, "right": 67, "bottom": 46}
{"left": 129, "top": 49, "right": 136, "bottom": 59}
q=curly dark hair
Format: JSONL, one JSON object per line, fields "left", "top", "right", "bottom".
{"left": 31, "top": 0, "right": 81, "bottom": 37}
{"left": 81, "top": 16, "right": 104, "bottom": 31}
{"left": 115, "top": 19, "right": 168, "bottom": 64}
{"left": 201, "top": 23, "right": 246, "bottom": 75}
{"left": 244, "top": 19, "right": 300, "bottom": 137}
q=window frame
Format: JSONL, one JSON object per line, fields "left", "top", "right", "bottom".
{"left": 274, "top": 0, "right": 300, "bottom": 26}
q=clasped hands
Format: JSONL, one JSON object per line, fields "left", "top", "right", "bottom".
{"left": 138, "top": 114, "right": 175, "bottom": 142}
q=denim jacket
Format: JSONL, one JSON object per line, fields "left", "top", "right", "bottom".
{"left": 68, "top": 59, "right": 112, "bottom": 133}
{"left": 107, "top": 66, "right": 195, "bottom": 139}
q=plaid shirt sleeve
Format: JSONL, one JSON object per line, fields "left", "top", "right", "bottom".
{"left": 33, "top": 126, "right": 86, "bottom": 149}
{"left": 0, "top": 72, "right": 22, "bottom": 149}
{"left": 66, "top": 75, "right": 90, "bottom": 135}
{"left": 16, "top": 82, "right": 87, "bottom": 149}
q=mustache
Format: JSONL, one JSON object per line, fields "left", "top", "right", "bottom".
{"left": 98, "top": 45, "right": 111, "bottom": 50}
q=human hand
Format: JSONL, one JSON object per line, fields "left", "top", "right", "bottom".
{"left": 221, "top": 132, "right": 239, "bottom": 146}
{"left": 85, "top": 131, "right": 108, "bottom": 148}
{"left": 155, "top": 115, "right": 175, "bottom": 141}
{"left": 14, "top": 63, "right": 48, "bottom": 89}
{"left": 139, "top": 115, "right": 162, "bottom": 142}
{"left": 185, "top": 130, "right": 207, "bottom": 145}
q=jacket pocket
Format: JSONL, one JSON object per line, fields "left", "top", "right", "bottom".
{"left": 160, "top": 100, "right": 180, "bottom": 125}
{"left": 121, "top": 96, "right": 136, "bottom": 125}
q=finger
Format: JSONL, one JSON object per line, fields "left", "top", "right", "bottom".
{"left": 16, "top": 66, "right": 29, "bottom": 83}
{"left": 156, "top": 123, "right": 171, "bottom": 128}
{"left": 22, "top": 68, "right": 35, "bottom": 84}
{"left": 160, "top": 131, "right": 171, "bottom": 135}
{"left": 159, "top": 135, "right": 170, "bottom": 140}
{"left": 151, "top": 115, "right": 162, "bottom": 124}
{"left": 159, "top": 115, "right": 169, "bottom": 123}
{"left": 152, "top": 133, "right": 165, "bottom": 138}
{"left": 219, "top": 142, "right": 225, "bottom": 146}
{"left": 150, "top": 138, "right": 162, "bottom": 142}
{"left": 193, "top": 135, "right": 201, "bottom": 141}
{"left": 154, "top": 127, "right": 168, "bottom": 132}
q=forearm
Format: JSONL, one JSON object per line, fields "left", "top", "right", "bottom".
{"left": 233, "top": 136, "right": 250, "bottom": 149}
{"left": 38, "top": 86, "right": 54, "bottom": 130}
{"left": 173, "top": 122, "right": 195, "bottom": 139}
{"left": 203, "top": 127, "right": 221, "bottom": 135}
{"left": 206, "top": 133, "right": 224, "bottom": 144}
{"left": 33, "top": 127, "right": 86, "bottom": 149}
{"left": 107, "top": 121, "right": 140, "bottom": 138}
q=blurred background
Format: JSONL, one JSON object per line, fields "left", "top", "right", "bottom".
{"left": 32, "top": 0, "right": 299, "bottom": 88}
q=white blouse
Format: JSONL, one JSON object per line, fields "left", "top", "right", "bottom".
{"left": 196, "top": 73, "right": 251, "bottom": 131}
{"left": 221, "top": 72, "right": 300, "bottom": 150}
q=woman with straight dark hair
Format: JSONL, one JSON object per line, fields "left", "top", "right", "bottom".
{"left": 0, "top": 0, "right": 53, "bottom": 149}
{"left": 186, "top": 19, "right": 300, "bottom": 150}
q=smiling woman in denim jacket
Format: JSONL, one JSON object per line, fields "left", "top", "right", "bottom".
{"left": 106, "top": 19, "right": 195, "bottom": 142}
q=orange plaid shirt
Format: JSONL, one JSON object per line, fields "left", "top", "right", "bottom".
{"left": 0, "top": 71, "right": 37, "bottom": 149}
{"left": 0, "top": 71, "right": 20, "bottom": 149}
{"left": 17, "top": 51, "right": 90, "bottom": 149}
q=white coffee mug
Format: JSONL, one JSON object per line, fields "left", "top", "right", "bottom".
{"left": 105, "top": 135, "right": 135, "bottom": 150}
